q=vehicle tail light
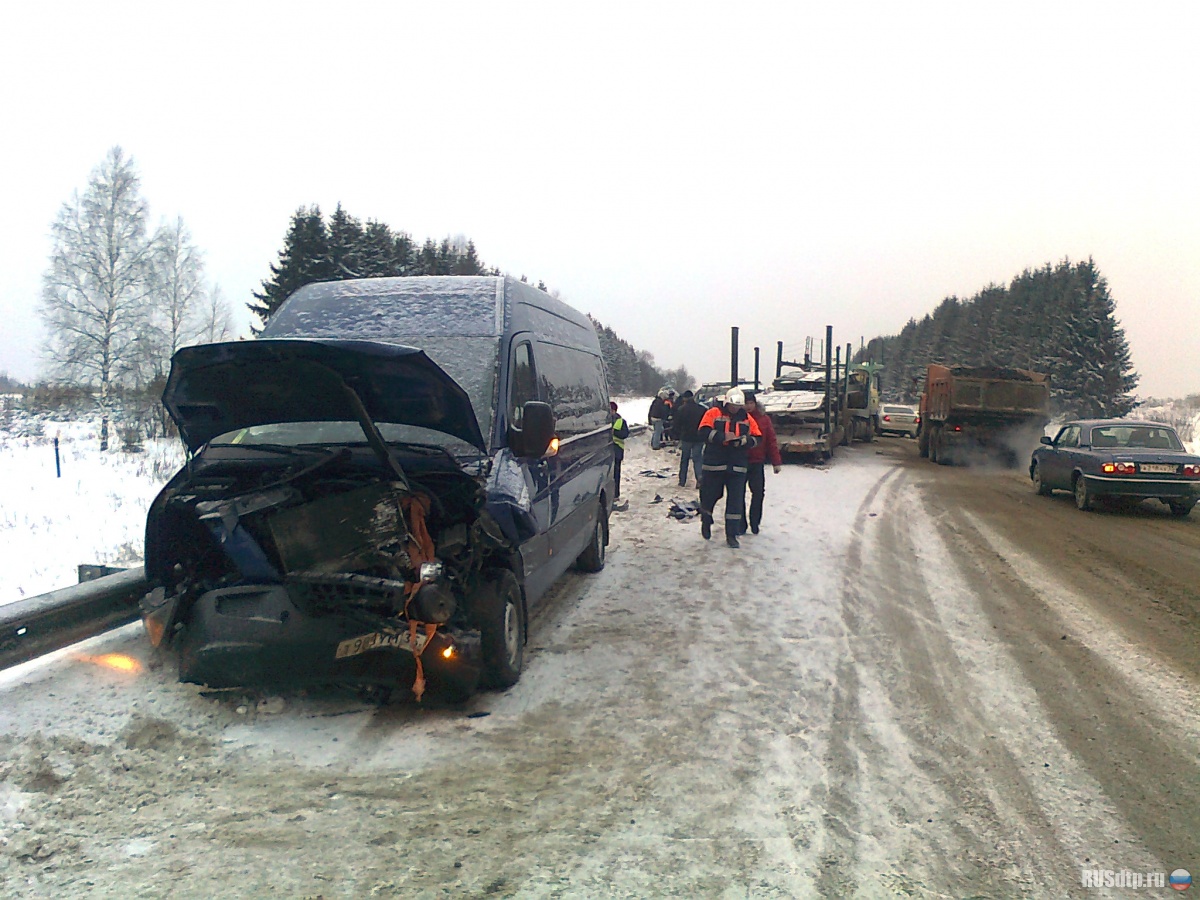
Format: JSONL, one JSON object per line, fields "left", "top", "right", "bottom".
{"left": 953, "top": 425, "right": 962, "bottom": 432}
{"left": 883, "top": 415, "right": 891, "bottom": 422}
{"left": 1104, "top": 462, "right": 1137, "bottom": 475}
{"left": 1184, "top": 464, "right": 1200, "bottom": 477}
{"left": 915, "top": 416, "right": 921, "bottom": 425}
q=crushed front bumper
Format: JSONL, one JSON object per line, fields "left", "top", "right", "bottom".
{"left": 148, "top": 583, "right": 482, "bottom": 696}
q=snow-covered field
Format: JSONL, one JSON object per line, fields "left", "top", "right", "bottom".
{"left": 0, "top": 424, "right": 183, "bottom": 605}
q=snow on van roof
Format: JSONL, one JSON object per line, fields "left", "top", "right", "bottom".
{"left": 263, "top": 276, "right": 507, "bottom": 341}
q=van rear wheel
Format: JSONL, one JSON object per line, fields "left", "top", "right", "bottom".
{"left": 575, "top": 501, "right": 608, "bottom": 572}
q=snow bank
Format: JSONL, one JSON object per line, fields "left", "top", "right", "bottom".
{"left": 0, "top": 429, "right": 184, "bottom": 605}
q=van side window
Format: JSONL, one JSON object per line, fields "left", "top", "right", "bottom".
{"left": 535, "top": 341, "right": 609, "bottom": 436}
{"left": 509, "top": 341, "right": 538, "bottom": 428}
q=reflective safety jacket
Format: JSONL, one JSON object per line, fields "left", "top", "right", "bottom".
{"left": 698, "top": 404, "right": 762, "bottom": 471}
{"left": 612, "top": 416, "right": 628, "bottom": 450}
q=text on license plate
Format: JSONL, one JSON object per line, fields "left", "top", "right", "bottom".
{"left": 336, "top": 629, "right": 427, "bottom": 660}
{"left": 1139, "top": 464, "right": 1177, "bottom": 474}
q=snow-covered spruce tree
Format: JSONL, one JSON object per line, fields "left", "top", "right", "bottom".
{"left": 357, "top": 220, "right": 404, "bottom": 277}
{"left": 1048, "top": 259, "right": 1138, "bottom": 418}
{"left": 249, "top": 206, "right": 332, "bottom": 330}
{"left": 327, "top": 203, "right": 364, "bottom": 279}
{"left": 39, "top": 147, "right": 158, "bottom": 451}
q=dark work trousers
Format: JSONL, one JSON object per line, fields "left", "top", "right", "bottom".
{"left": 740, "top": 462, "right": 766, "bottom": 533}
{"left": 614, "top": 447, "right": 624, "bottom": 499}
{"left": 700, "top": 467, "right": 748, "bottom": 540}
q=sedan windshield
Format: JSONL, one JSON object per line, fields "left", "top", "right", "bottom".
{"left": 1089, "top": 425, "right": 1184, "bottom": 451}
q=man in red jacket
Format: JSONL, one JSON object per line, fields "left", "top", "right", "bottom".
{"left": 741, "top": 391, "right": 782, "bottom": 535}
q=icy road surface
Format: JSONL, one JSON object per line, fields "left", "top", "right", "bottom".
{"left": 1, "top": 433, "right": 1197, "bottom": 897}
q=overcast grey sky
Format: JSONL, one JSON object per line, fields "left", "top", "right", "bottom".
{"left": 2, "top": 2, "right": 1198, "bottom": 398}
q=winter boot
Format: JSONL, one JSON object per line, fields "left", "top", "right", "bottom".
{"left": 726, "top": 534, "right": 740, "bottom": 549}
{"left": 701, "top": 519, "right": 711, "bottom": 540}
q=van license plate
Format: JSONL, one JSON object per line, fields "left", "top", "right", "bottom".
{"left": 1139, "top": 464, "right": 1177, "bottom": 474}
{"left": 336, "top": 630, "right": 426, "bottom": 659}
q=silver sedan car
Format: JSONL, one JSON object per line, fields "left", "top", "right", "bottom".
{"left": 878, "top": 404, "right": 919, "bottom": 438}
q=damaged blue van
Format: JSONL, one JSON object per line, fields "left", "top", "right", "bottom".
{"left": 141, "top": 276, "right": 614, "bottom": 700}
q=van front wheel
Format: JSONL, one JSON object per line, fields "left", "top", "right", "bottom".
{"left": 479, "top": 570, "right": 525, "bottom": 689}
{"left": 575, "top": 501, "right": 608, "bottom": 573}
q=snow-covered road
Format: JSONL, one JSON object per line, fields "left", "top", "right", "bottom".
{"left": 0, "top": 429, "right": 1196, "bottom": 897}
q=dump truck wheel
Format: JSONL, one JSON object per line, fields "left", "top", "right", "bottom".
{"left": 918, "top": 427, "right": 929, "bottom": 458}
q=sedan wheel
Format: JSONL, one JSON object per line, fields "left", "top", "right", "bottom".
{"left": 1073, "top": 475, "right": 1093, "bottom": 511}
{"left": 1033, "top": 464, "right": 1052, "bottom": 496}
{"left": 1168, "top": 499, "right": 1196, "bottom": 518}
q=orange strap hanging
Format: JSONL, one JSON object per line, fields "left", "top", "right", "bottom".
{"left": 400, "top": 494, "right": 439, "bottom": 701}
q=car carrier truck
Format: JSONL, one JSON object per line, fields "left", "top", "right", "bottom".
{"left": 918, "top": 364, "right": 1051, "bottom": 466}
{"left": 758, "top": 369, "right": 843, "bottom": 460}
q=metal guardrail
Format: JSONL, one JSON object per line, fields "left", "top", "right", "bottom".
{"left": 0, "top": 567, "right": 148, "bottom": 671}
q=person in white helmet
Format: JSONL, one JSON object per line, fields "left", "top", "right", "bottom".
{"left": 696, "top": 388, "right": 762, "bottom": 548}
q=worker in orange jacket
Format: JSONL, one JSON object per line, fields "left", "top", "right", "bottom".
{"left": 697, "top": 388, "right": 762, "bottom": 548}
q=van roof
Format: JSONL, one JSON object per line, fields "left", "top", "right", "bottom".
{"left": 263, "top": 275, "right": 598, "bottom": 350}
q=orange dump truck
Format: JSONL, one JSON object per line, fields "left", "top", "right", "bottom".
{"left": 918, "top": 364, "right": 1050, "bottom": 467}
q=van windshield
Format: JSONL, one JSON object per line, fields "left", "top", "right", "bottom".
{"left": 409, "top": 335, "right": 499, "bottom": 442}
{"left": 209, "top": 421, "right": 485, "bottom": 458}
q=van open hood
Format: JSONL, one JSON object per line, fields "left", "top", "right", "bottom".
{"left": 163, "top": 339, "right": 487, "bottom": 453}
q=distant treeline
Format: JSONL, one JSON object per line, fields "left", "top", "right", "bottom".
{"left": 860, "top": 258, "right": 1139, "bottom": 418}
{"left": 253, "top": 204, "right": 693, "bottom": 395}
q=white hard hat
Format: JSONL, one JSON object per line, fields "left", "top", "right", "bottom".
{"left": 726, "top": 388, "right": 745, "bottom": 407}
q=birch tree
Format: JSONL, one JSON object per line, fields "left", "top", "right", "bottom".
{"left": 197, "top": 283, "right": 235, "bottom": 344}
{"left": 143, "top": 216, "right": 207, "bottom": 381}
{"left": 40, "top": 146, "right": 157, "bottom": 450}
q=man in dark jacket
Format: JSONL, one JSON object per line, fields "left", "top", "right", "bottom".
{"left": 741, "top": 391, "right": 782, "bottom": 534}
{"left": 697, "top": 389, "right": 762, "bottom": 548}
{"left": 648, "top": 390, "right": 670, "bottom": 450}
{"left": 671, "top": 390, "right": 706, "bottom": 488}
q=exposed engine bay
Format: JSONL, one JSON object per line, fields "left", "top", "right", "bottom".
{"left": 142, "top": 446, "right": 514, "bottom": 699}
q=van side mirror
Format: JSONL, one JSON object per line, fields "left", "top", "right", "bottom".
{"left": 511, "top": 401, "right": 555, "bottom": 458}
{"left": 1040, "top": 435, "right": 1053, "bottom": 445}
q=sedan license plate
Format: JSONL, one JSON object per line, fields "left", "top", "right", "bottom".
{"left": 1139, "top": 464, "right": 1177, "bottom": 474}
{"left": 335, "top": 629, "right": 426, "bottom": 660}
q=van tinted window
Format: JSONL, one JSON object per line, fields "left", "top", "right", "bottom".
{"left": 534, "top": 341, "right": 608, "bottom": 436}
